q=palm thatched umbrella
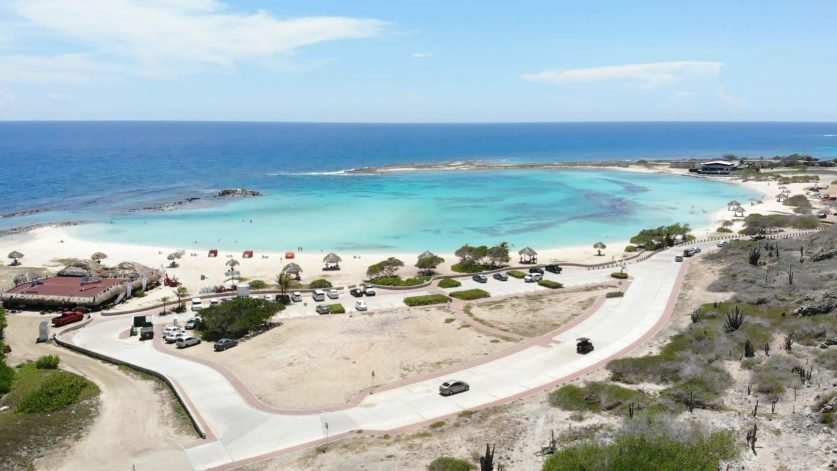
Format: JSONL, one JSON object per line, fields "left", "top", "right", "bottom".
{"left": 727, "top": 200, "right": 740, "bottom": 211}
{"left": 418, "top": 251, "right": 436, "bottom": 259}
{"left": 593, "top": 241, "right": 607, "bottom": 256}
{"left": 225, "top": 258, "right": 240, "bottom": 279}
{"left": 323, "top": 252, "right": 342, "bottom": 270}
{"left": 776, "top": 193, "right": 787, "bottom": 202}
{"left": 518, "top": 246, "right": 537, "bottom": 264}
{"left": 8, "top": 250, "right": 23, "bottom": 266}
{"left": 734, "top": 205, "right": 746, "bottom": 218}
{"left": 283, "top": 262, "right": 303, "bottom": 280}
{"left": 91, "top": 252, "right": 108, "bottom": 263}
{"left": 167, "top": 253, "right": 179, "bottom": 268}
{"left": 174, "top": 249, "right": 186, "bottom": 259}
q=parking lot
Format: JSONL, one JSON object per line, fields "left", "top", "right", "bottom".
{"left": 274, "top": 290, "right": 437, "bottom": 319}
{"left": 440, "top": 266, "right": 616, "bottom": 297}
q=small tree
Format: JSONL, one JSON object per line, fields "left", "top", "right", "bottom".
{"left": 174, "top": 286, "right": 189, "bottom": 311}
{"left": 416, "top": 254, "right": 445, "bottom": 275}
{"left": 160, "top": 296, "right": 170, "bottom": 314}
{"left": 486, "top": 242, "right": 510, "bottom": 268}
{"left": 276, "top": 273, "right": 293, "bottom": 296}
{"left": 366, "top": 257, "right": 404, "bottom": 280}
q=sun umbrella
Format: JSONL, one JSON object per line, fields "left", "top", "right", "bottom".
{"left": 593, "top": 241, "right": 607, "bottom": 256}
{"left": 91, "top": 252, "right": 108, "bottom": 262}
{"left": 8, "top": 250, "right": 23, "bottom": 265}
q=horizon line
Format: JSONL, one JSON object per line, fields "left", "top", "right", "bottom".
{"left": 0, "top": 119, "right": 837, "bottom": 125}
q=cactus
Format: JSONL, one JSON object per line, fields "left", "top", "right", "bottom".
{"left": 787, "top": 266, "right": 794, "bottom": 285}
{"left": 628, "top": 402, "right": 635, "bottom": 419}
{"left": 752, "top": 399, "right": 759, "bottom": 417}
{"left": 744, "top": 340, "right": 755, "bottom": 358}
{"left": 763, "top": 342, "right": 770, "bottom": 357}
{"left": 746, "top": 423, "right": 758, "bottom": 455}
{"left": 480, "top": 444, "right": 495, "bottom": 471}
{"left": 690, "top": 308, "right": 702, "bottom": 324}
{"left": 748, "top": 246, "right": 762, "bottom": 265}
{"left": 784, "top": 330, "right": 795, "bottom": 351}
{"left": 724, "top": 306, "right": 745, "bottom": 333}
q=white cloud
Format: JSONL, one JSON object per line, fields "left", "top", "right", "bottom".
{"left": 522, "top": 61, "right": 724, "bottom": 88}
{"left": 412, "top": 51, "right": 433, "bottom": 59}
{"left": 718, "top": 86, "right": 746, "bottom": 106}
{"left": 6, "top": 0, "right": 386, "bottom": 79}
{"left": 0, "top": 53, "right": 123, "bottom": 83}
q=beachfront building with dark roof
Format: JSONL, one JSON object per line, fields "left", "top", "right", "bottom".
{"left": 698, "top": 160, "right": 738, "bottom": 175}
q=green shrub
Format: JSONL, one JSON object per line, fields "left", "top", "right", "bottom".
{"left": 538, "top": 280, "right": 563, "bottom": 289}
{"left": 196, "top": 297, "right": 284, "bottom": 341}
{"left": 507, "top": 270, "right": 526, "bottom": 279}
{"left": 133, "top": 290, "right": 146, "bottom": 298}
{"left": 606, "top": 291, "right": 624, "bottom": 298}
{"left": 438, "top": 278, "right": 462, "bottom": 289}
{"left": 549, "top": 382, "right": 648, "bottom": 413}
{"left": 248, "top": 280, "right": 268, "bottom": 289}
{"left": 450, "top": 263, "right": 485, "bottom": 274}
{"left": 404, "top": 294, "right": 451, "bottom": 307}
{"left": 611, "top": 272, "right": 628, "bottom": 279}
{"left": 783, "top": 194, "right": 811, "bottom": 209}
{"left": 542, "top": 427, "right": 738, "bottom": 471}
{"left": 715, "top": 227, "right": 733, "bottom": 233}
{"left": 35, "top": 355, "right": 60, "bottom": 370}
{"left": 329, "top": 304, "right": 346, "bottom": 314}
{"left": 449, "top": 289, "right": 490, "bottom": 301}
{"left": 624, "top": 245, "right": 638, "bottom": 253}
{"left": 0, "top": 360, "right": 13, "bottom": 395}
{"left": 308, "top": 279, "right": 333, "bottom": 289}
{"left": 16, "top": 372, "right": 98, "bottom": 414}
{"left": 428, "top": 456, "right": 475, "bottom": 471}
{"left": 370, "top": 276, "right": 431, "bottom": 287}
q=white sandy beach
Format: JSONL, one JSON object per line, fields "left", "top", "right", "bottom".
{"left": 1, "top": 167, "right": 834, "bottom": 309}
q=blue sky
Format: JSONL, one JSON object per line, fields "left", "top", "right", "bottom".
{"left": 0, "top": 0, "right": 835, "bottom": 121}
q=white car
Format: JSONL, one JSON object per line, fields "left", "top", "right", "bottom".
{"left": 327, "top": 289, "right": 339, "bottom": 299}
{"left": 263, "top": 294, "right": 274, "bottom": 301}
{"left": 164, "top": 329, "right": 186, "bottom": 344}
{"left": 364, "top": 287, "right": 377, "bottom": 296}
{"left": 312, "top": 289, "right": 326, "bottom": 301}
{"left": 176, "top": 336, "right": 201, "bottom": 349}
{"left": 163, "top": 325, "right": 182, "bottom": 335}
{"left": 291, "top": 291, "right": 303, "bottom": 302}
{"left": 191, "top": 298, "right": 203, "bottom": 311}
{"left": 524, "top": 273, "right": 543, "bottom": 283}
{"left": 355, "top": 301, "right": 368, "bottom": 311}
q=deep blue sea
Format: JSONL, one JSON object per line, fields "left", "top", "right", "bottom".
{"left": 0, "top": 122, "right": 835, "bottom": 251}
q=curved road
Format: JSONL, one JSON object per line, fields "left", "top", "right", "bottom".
{"left": 63, "top": 246, "right": 693, "bottom": 470}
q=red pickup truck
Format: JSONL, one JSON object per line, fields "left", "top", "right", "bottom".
{"left": 51, "top": 311, "right": 85, "bottom": 327}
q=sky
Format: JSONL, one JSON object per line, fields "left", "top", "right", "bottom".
{"left": 0, "top": 0, "right": 835, "bottom": 122}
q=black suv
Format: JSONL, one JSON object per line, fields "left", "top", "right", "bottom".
{"left": 472, "top": 274, "right": 488, "bottom": 283}
{"left": 214, "top": 338, "right": 238, "bottom": 351}
{"left": 350, "top": 288, "right": 364, "bottom": 297}
{"left": 545, "top": 264, "right": 562, "bottom": 274}
{"left": 528, "top": 267, "right": 544, "bottom": 274}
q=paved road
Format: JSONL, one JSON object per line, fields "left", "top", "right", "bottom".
{"left": 63, "top": 245, "right": 696, "bottom": 470}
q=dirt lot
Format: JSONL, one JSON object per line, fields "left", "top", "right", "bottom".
{"left": 175, "top": 306, "right": 515, "bottom": 409}
{"left": 464, "top": 285, "right": 615, "bottom": 338}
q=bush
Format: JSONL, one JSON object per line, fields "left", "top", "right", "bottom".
{"left": 450, "top": 262, "right": 485, "bottom": 274}
{"left": 449, "top": 289, "right": 490, "bottom": 301}
{"left": 35, "top": 355, "right": 60, "bottom": 370}
{"left": 606, "top": 291, "right": 624, "bottom": 298}
{"left": 783, "top": 194, "right": 811, "bottom": 209}
{"left": 542, "top": 426, "right": 738, "bottom": 471}
{"left": 428, "top": 457, "right": 475, "bottom": 471}
{"left": 371, "top": 276, "right": 430, "bottom": 287}
{"left": 329, "top": 304, "right": 346, "bottom": 314}
{"left": 538, "top": 280, "right": 563, "bottom": 289}
{"left": 17, "top": 371, "right": 98, "bottom": 414}
{"left": 308, "top": 279, "right": 333, "bottom": 289}
{"left": 816, "top": 349, "right": 837, "bottom": 371}
{"left": 716, "top": 227, "right": 733, "bottom": 233}
{"left": 0, "top": 361, "right": 13, "bottom": 395}
{"left": 196, "top": 297, "right": 284, "bottom": 341}
{"left": 133, "top": 290, "right": 146, "bottom": 298}
{"left": 438, "top": 278, "right": 462, "bottom": 289}
{"left": 507, "top": 270, "right": 526, "bottom": 279}
{"left": 549, "top": 382, "right": 648, "bottom": 413}
{"left": 611, "top": 272, "right": 628, "bottom": 279}
{"left": 404, "top": 294, "right": 451, "bottom": 307}
{"left": 248, "top": 280, "right": 268, "bottom": 289}
{"left": 624, "top": 245, "right": 638, "bottom": 253}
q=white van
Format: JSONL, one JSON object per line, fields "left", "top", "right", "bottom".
{"left": 312, "top": 289, "right": 326, "bottom": 302}
{"left": 209, "top": 299, "right": 220, "bottom": 307}
{"left": 191, "top": 298, "right": 203, "bottom": 311}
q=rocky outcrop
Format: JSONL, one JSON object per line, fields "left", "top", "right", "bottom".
{"left": 216, "top": 188, "right": 262, "bottom": 198}
{"left": 793, "top": 291, "right": 837, "bottom": 316}
{"left": 809, "top": 247, "right": 837, "bottom": 262}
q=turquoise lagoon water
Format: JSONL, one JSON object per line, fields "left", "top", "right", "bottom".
{"left": 69, "top": 169, "right": 758, "bottom": 253}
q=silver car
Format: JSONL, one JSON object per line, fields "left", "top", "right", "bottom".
{"left": 327, "top": 289, "right": 340, "bottom": 299}
{"left": 176, "top": 336, "right": 201, "bottom": 349}
{"left": 439, "top": 380, "right": 469, "bottom": 396}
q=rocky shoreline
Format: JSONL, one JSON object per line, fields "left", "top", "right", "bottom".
{"left": 345, "top": 159, "right": 637, "bottom": 174}
{"left": 129, "top": 188, "right": 262, "bottom": 213}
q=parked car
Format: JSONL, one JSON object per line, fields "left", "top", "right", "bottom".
{"left": 528, "top": 267, "right": 545, "bottom": 274}
{"left": 263, "top": 294, "right": 274, "bottom": 301}
{"left": 163, "top": 325, "right": 182, "bottom": 335}
{"left": 312, "top": 289, "right": 326, "bottom": 301}
{"left": 291, "top": 291, "right": 303, "bottom": 302}
{"left": 675, "top": 255, "right": 684, "bottom": 262}
{"left": 472, "top": 274, "right": 488, "bottom": 283}
{"left": 683, "top": 248, "right": 695, "bottom": 257}
{"left": 717, "top": 240, "right": 728, "bottom": 247}
{"left": 364, "top": 287, "right": 377, "bottom": 296}
{"left": 184, "top": 317, "right": 201, "bottom": 330}
{"left": 355, "top": 301, "right": 368, "bottom": 311}
{"left": 176, "top": 336, "right": 201, "bottom": 349}
{"left": 327, "top": 289, "right": 340, "bottom": 299}
{"left": 316, "top": 304, "right": 330, "bottom": 315}
{"left": 545, "top": 264, "right": 563, "bottom": 274}
{"left": 350, "top": 288, "right": 364, "bottom": 297}
{"left": 576, "top": 337, "right": 594, "bottom": 354}
{"left": 439, "top": 380, "right": 470, "bottom": 396}
{"left": 164, "top": 330, "right": 186, "bottom": 344}
{"left": 191, "top": 298, "right": 203, "bottom": 312}
{"left": 51, "top": 311, "right": 84, "bottom": 327}
{"left": 524, "top": 273, "right": 543, "bottom": 283}
{"left": 493, "top": 272, "right": 508, "bottom": 281}
{"left": 214, "top": 338, "right": 238, "bottom": 351}
{"left": 693, "top": 247, "right": 702, "bottom": 254}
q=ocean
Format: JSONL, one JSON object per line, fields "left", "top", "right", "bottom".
{"left": 1, "top": 121, "right": 834, "bottom": 252}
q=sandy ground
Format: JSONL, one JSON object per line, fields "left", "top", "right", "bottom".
{"left": 172, "top": 306, "right": 515, "bottom": 409}
{"left": 464, "top": 285, "right": 615, "bottom": 338}
{"left": 3, "top": 315, "right": 194, "bottom": 471}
